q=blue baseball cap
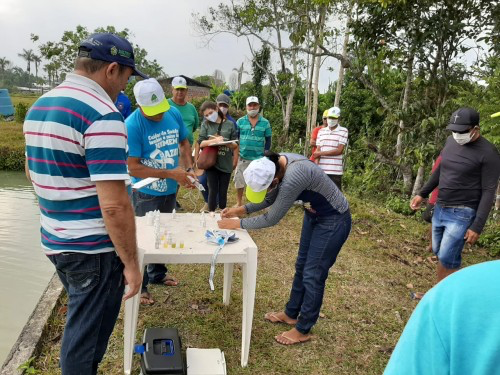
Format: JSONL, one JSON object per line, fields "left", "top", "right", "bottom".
{"left": 78, "top": 33, "right": 148, "bottom": 78}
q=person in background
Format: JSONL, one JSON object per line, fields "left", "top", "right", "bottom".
{"left": 384, "top": 261, "right": 500, "bottom": 375}
{"left": 196, "top": 93, "right": 239, "bottom": 211}
{"left": 218, "top": 151, "right": 351, "bottom": 346}
{"left": 167, "top": 76, "right": 200, "bottom": 210}
{"left": 23, "top": 33, "right": 143, "bottom": 375}
{"left": 197, "top": 101, "right": 238, "bottom": 212}
{"left": 410, "top": 107, "right": 500, "bottom": 297}
{"left": 115, "top": 90, "right": 132, "bottom": 119}
{"left": 233, "top": 96, "right": 272, "bottom": 206}
{"left": 309, "top": 109, "right": 328, "bottom": 161}
{"left": 127, "top": 78, "right": 196, "bottom": 305}
{"left": 312, "top": 106, "right": 348, "bottom": 190}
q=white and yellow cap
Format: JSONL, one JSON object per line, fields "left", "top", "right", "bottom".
{"left": 491, "top": 112, "right": 500, "bottom": 118}
{"left": 133, "top": 78, "right": 170, "bottom": 116}
{"left": 172, "top": 76, "right": 187, "bottom": 89}
{"left": 327, "top": 106, "right": 341, "bottom": 118}
{"left": 243, "top": 157, "right": 276, "bottom": 203}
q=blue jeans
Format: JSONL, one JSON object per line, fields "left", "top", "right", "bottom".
{"left": 432, "top": 203, "right": 476, "bottom": 269}
{"left": 132, "top": 191, "right": 176, "bottom": 293}
{"left": 48, "top": 251, "right": 124, "bottom": 375}
{"left": 285, "top": 210, "right": 351, "bottom": 334}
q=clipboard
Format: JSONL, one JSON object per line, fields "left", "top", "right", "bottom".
{"left": 210, "top": 140, "right": 239, "bottom": 146}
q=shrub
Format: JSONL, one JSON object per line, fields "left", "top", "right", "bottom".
{"left": 15, "top": 102, "right": 29, "bottom": 123}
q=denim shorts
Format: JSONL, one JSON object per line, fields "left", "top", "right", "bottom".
{"left": 432, "top": 203, "right": 476, "bottom": 269}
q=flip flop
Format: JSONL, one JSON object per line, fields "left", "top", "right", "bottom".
{"left": 274, "top": 331, "right": 311, "bottom": 345}
{"left": 140, "top": 292, "right": 155, "bottom": 305}
{"left": 264, "top": 312, "right": 297, "bottom": 326}
{"left": 162, "top": 275, "right": 179, "bottom": 287}
{"left": 410, "top": 292, "right": 425, "bottom": 300}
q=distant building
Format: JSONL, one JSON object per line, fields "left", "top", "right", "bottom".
{"left": 158, "top": 75, "right": 211, "bottom": 101}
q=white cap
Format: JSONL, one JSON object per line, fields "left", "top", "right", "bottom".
{"left": 246, "top": 96, "right": 259, "bottom": 105}
{"left": 133, "top": 78, "right": 170, "bottom": 116}
{"left": 172, "top": 76, "right": 187, "bottom": 89}
{"left": 243, "top": 157, "right": 276, "bottom": 203}
{"left": 327, "top": 106, "right": 341, "bottom": 118}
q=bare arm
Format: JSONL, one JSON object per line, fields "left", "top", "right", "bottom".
{"left": 25, "top": 158, "right": 31, "bottom": 182}
{"left": 233, "top": 144, "right": 239, "bottom": 169}
{"left": 95, "top": 180, "right": 141, "bottom": 300}
{"left": 318, "top": 144, "right": 345, "bottom": 156}
{"left": 128, "top": 157, "right": 195, "bottom": 187}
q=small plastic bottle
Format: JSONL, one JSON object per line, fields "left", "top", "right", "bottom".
{"left": 179, "top": 239, "right": 185, "bottom": 249}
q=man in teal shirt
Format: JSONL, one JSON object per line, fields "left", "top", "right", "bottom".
{"left": 384, "top": 260, "right": 500, "bottom": 375}
{"left": 167, "top": 76, "right": 199, "bottom": 210}
{"left": 167, "top": 76, "right": 199, "bottom": 146}
{"left": 234, "top": 96, "right": 272, "bottom": 206}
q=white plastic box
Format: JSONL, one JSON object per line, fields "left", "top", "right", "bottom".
{"left": 186, "top": 348, "right": 227, "bottom": 375}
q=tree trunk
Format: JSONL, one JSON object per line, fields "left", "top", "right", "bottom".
{"left": 402, "top": 165, "right": 413, "bottom": 195}
{"left": 411, "top": 165, "right": 425, "bottom": 197}
{"left": 334, "top": 4, "right": 352, "bottom": 107}
{"left": 496, "top": 180, "right": 500, "bottom": 210}
{"left": 282, "top": 50, "right": 298, "bottom": 143}
{"left": 395, "top": 52, "right": 414, "bottom": 158}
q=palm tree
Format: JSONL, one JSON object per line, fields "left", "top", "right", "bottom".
{"left": 0, "top": 57, "right": 11, "bottom": 73}
{"left": 32, "top": 55, "right": 42, "bottom": 80}
{"left": 18, "top": 49, "right": 35, "bottom": 74}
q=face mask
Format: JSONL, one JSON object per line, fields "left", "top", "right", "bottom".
{"left": 452, "top": 129, "right": 475, "bottom": 145}
{"left": 247, "top": 109, "right": 259, "bottom": 117}
{"left": 327, "top": 118, "right": 339, "bottom": 128}
{"left": 219, "top": 106, "right": 228, "bottom": 115}
{"left": 205, "top": 112, "right": 218, "bottom": 123}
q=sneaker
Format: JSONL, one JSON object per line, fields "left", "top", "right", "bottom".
{"left": 200, "top": 203, "right": 208, "bottom": 213}
{"left": 176, "top": 201, "right": 184, "bottom": 211}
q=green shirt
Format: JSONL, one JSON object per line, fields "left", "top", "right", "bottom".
{"left": 236, "top": 115, "right": 272, "bottom": 160}
{"left": 167, "top": 98, "right": 199, "bottom": 145}
{"left": 198, "top": 119, "right": 237, "bottom": 173}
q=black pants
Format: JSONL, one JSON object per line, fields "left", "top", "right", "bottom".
{"left": 206, "top": 168, "right": 231, "bottom": 211}
{"left": 328, "top": 174, "right": 342, "bottom": 191}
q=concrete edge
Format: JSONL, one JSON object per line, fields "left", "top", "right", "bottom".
{"left": 0, "top": 273, "right": 64, "bottom": 375}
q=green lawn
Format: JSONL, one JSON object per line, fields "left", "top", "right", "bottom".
{"left": 34, "top": 189, "right": 499, "bottom": 375}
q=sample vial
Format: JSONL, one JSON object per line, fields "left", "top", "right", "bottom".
{"left": 171, "top": 237, "right": 177, "bottom": 248}
{"left": 163, "top": 240, "right": 168, "bottom": 249}
{"left": 179, "top": 240, "right": 185, "bottom": 249}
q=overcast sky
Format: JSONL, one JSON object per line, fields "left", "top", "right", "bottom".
{"left": 0, "top": 0, "right": 340, "bottom": 92}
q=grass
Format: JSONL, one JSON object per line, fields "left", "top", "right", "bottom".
{"left": 33, "top": 187, "right": 499, "bottom": 374}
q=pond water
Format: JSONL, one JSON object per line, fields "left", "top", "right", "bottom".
{"left": 0, "top": 171, "right": 54, "bottom": 364}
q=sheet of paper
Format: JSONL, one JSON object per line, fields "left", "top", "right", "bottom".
{"left": 132, "top": 177, "right": 159, "bottom": 189}
{"left": 210, "top": 140, "right": 239, "bottom": 146}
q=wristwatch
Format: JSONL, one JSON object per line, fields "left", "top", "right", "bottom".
{"left": 186, "top": 167, "right": 194, "bottom": 173}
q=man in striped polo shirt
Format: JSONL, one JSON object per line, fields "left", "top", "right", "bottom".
{"left": 233, "top": 96, "right": 272, "bottom": 206}
{"left": 313, "top": 106, "right": 348, "bottom": 190}
{"left": 23, "top": 33, "right": 144, "bottom": 375}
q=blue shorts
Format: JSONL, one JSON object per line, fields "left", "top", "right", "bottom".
{"left": 432, "top": 203, "right": 476, "bottom": 269}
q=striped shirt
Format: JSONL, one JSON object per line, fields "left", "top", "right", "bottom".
{"left": 237, "top": 115, "right": 272, "bottom": 160}
{"left": 24, "top": 73, "right": 130, "bottom": 254}
{"left": 241, "top": 153, "right": 349, "bottom": 230}
{"left": 317, "top": 125, "right": 348, "bottom": 175}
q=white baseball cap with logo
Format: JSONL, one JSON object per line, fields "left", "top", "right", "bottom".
{"left": 327, "top": 106, "right": 341, "bottom": 118}
{"left": 243, "top": 157, "right": 276, "bottom": 203}
{"left": 172, "top": 76, "right": 187, "bottom": 89}
{"left": 246, "top": 96, "right": 259, "bottom": 106}
{"left": 133, "top": 78, "right": 170, "bottom": 116}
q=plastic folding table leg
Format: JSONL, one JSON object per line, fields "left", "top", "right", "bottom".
{"left": 223, "top": 263, "right": 234, "bottom": 305}
{"left": 241, "top": 247, "right": 257, "bottom": 367}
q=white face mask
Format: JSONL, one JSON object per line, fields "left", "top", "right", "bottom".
{"left": 219, "top": 106, "right": 228, "bottom": 115}
{"left": 452, "top": 128, "right": 475, "bottom": 145}
{"left": 247, "top": 109, "right": 259, "bottom": 117}
{"left": 205, "top": 111, "right": 218, "bottom": 123}
{"left": 327, "top": 118, "right": 339, "bottom": 128}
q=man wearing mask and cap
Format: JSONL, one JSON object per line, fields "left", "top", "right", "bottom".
{"left": 233, "top": 96, "right": 272, "bottom": 206}
{"left": 313, "top": 106, "right": 348, "bottom": 190}
{"left": 23, "top": 32, "right": 144, "bottom": 374}
{"left": 126, "top": 78, "right": 196, "bottom": 305}
{"left": 410, "top": 107, "right": 500, "bottom": 298}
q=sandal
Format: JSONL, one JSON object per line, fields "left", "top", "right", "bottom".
{"left": 275, "top": 330, "right": 311, "bottom": 345}
{"left": 264, "top": 312, "right": 297, "bottom": 326}
{"left": 140, "top": 292, "right": 155, "bottom": 305}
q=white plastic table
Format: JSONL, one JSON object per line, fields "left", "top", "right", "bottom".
{"left": 123, "top": 213, "right": 258, "bottom": 374}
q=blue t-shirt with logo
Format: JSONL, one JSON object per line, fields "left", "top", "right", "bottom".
{"left": 126, "top": 107, "right": 187, "bottom": 196}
